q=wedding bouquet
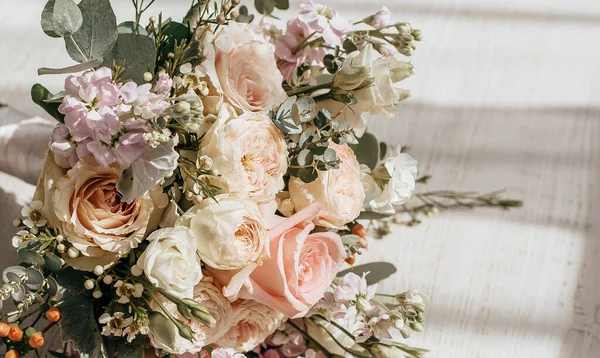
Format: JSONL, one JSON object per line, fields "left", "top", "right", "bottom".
{"left": 0, "top": 0, "right": 521, "bottom": 357}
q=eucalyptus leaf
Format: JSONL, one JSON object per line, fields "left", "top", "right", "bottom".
{"left": 309, "top": 145, "right": 328, "bottom": 156}
{"left": 38, "top": 58, "right": 103, "bottom": 76}
{"left": 343, "top": 38, "right": 358, "bottom": 53}
{"left": 349, "top": 132, "right": 379, "bottom": 170}
{"left": 255, "top": 0, "right": 276, "bottom": 15}
{"left": 322, "top": 148, "right": 337, "bottom": 162}
{"left": 236, "top": 6, "right": 255, "bottom": 23}
{"left": 274, "top": 0, "right": 290, "bottom": 10}
{"left": 18, "top": 240, "right": 43, "bottom": 253}
{"left": 19, "top": 251, "right": 45, "bottom": 266}
{"left": 295, "top": 96, "right": 318, "bottom": 122}
{"left": 31, "top": 83, "right": 65, "bottom": 123}
{"left": 299, "top": 127, "right": 316, "bottom": 147}
{"left": 64, "top": 0, "right": 118, "bottom": 63}
{"left": 357, "top": 211, "right": 394, "bottom": 220}
{"left": 117, "top": 21, "right": 147, "bottom": 35}
{"left": 337, "top": 262, "right": 397, "bottom": 285}
{"left": 297, "top": 149, "right": 314, "bottom": 166}
{"left": 160, "top": 22, "right": 190, "bottom": 60}
{"left": 341, "top": 234, "right": 361, "bottom": 245}
{"left": 41, "top": 0, "right": 83, "bottom": 38}
{"left": 56, "top": 267, "right": 109, "bottom": 358}
{"left": 102, "top": 33, "right": 156, "bottom": 84}
{"left": 11, "top": 284, "right": 26, "bottom": 302}
{"left": 298, "top": 166, "right": 318, "bottom": 183}
{"left": 25, "top": 267, "right": 44, "bottom": 290}
{"left": 117, "top": 139, "right": 179, "bottom": 203}
{"left": 106, "top": 337, "right": 144, "bottom": 358}
{"left": 44, "top": 252, "right": 63, "bottom": 272}
{"left": 46, "top": 276, "right": 58, "bottom": 297}
{"left": 7, "top": 310, "right": 21, "bottom": 323}
{"left": 3, "top": 266, "right": 26, "bottom": 283}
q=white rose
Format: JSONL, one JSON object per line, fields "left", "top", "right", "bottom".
{"left": 176, "top": 194, "right": 269, "bottom": 270}
{"left": 200, "top": 108, "right": 288, "bottom": 203}
{"left": 137, "top": 227, "right": 202, "bottom": 299}
{"left": 289, "top": 142, "right": 365, "bottom": 228}
{"left": 368, "top": 153, "right": 417, "bottom": 214}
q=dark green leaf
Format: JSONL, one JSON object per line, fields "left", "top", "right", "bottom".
{"left": 357, "top": 211, "right": 393, "bottom": 220}
{"left": 343, "top": 38, "right": 358, "bottom": 53}
{"left": 149, "top": 312, "right": 178, "bottom": 352}
{"left": 160, "top": 21, "right": 190, "bottom": 61}
{"left": 379, "top": 141, "right": 388, "bottom": 160}
{"left": 255, "top": 0, "right": 275, "bottom": 15}
{"left": 314, "top": 110, "right": 330, "bottom": 128}
{"left": 44, "top": 252, "right": 63, "bottom": 272}
{"left": 298, "top": 166, "right": 318, "bottom": 183}
{"left": 18, "top": 240, "right": 43, "bottom": 253}
{"left": 297, "top": 149, "right": 314, "bottom": 166}
{"left": 46, "top": 276, "right": 58, "bottom": 297}
{"left": 25, "top": 267, "right": 45, "bottom": 290}
{"left": 3, "top": 266, "right": 26, "bottom": 283}
{"left": 274, "top": 0, "right": 290, "bottom": 10}
{"left": 41, "top": 0, "right": 83, "bottom": 38}
{"left": 117, "top": 21, "right": 147, "bottom": 35}
{"left": 102, "top": 33, "right": 156, "bottom": 84}
{"left": 31, "top": 83, "right": 65, "bottom": 123}
{"left": 309, "top": 145, "right": 328, "bottom": 156}
{"left": 349, "top": 132, "right": 380, "bottom": 170}
{"left": 106, "top": 336, "right": 144, "bottom": 358}
{"left": 56, "top": 267, "right": 108, "bottom": 358}
{"left": 337, "top": 262, "right": 397, "bottom": 285}
{"left": 236, "top": 6, "right": 255, "bottom": 23}
{"left": 19, "top": 251, "right": 45, "bottom": 266}
{"left": 64, "top": 0, "right": 118, "bottom": 63}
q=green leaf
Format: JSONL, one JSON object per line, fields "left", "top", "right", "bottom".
{"left": 49, "top": 350, "right": 70, "bottom": 358}
{"left": 322, "top": 147, "right": 337, "bottom": 162}
{"left": 25, "top": 267, "right": 45, "bottom": 290}
{"left": 341, "top": 234, "right": 361, "bottom": 245}
{"left": 148, "top": 312, "right": 178, "bottom": 352}
{"left": 236, "top": 5, "right": 255, "bottom": 23}
{"left": 38, "top": 58, "right": 103, "bottom": 76}
{"left": 31, "top": 83, "right": 65, "bottom": 123}
{"left": 297, "top": 149, "right": 314, "bottom": 166}
{"left": 274, "top": 0, "right": 290, "bottom": 10}
{"left": 117, "top": 21, "right": 147, "bottom": 35}
{"left": 255, "top": 0, "right": 275, "bottom": 15}
{"left": 41, "top": 0, "right": 83, "bottom": 38}
{"left": 295, "top": 96, "right": 318, "bottom": 123}
{"left": 337, "top": 262, "right": 397, "bottom": 285}
{"left": 349, "top": 132, "right": 380, "bottom": 170}
{"left": 357, "top": 211, "right": 393, "bottom": 220}
{"left": 183, "top": 1, "right": 204, "bottom": 25}
{"left": 105, "top": 337, "right": 144, "bottom": 358}
{"left": 160, "top": 21, "right": 190, "bottom": 61}
{"left": 3, "top": 266, "right": 26, "bottom": 283}
{"left": 46, "top": 276, "right": 58, "bottom": 297}
{"left": 102, "top": 33, "right": 156, "bottom": 84}
{"left": 44, "top": 252, "right": 63, "bottom": 272}
{"left": 343, "top": 38, "right": 358, "bottom": 53}
{"left": 298, "top": 166, "right": 318, "bottom": 183}
{"left": 117, "top": 139, "right": 179, "bottom": 203}
{"left": 64, "top": 0, "right": 118, "bottom": 63}
{"left": 19, "top": 251, "right": 45, "bottom": 266}
{"left": 56, "top": 267, "right": 108, "bottom": 358}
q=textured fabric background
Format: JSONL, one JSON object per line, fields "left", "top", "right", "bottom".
{"left": 0, "top": 1, "right": 598, "bottom": 357}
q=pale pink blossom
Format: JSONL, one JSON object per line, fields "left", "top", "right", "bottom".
{"left": 364, "top": 6, "right": 393, "bottom": 29}
{"left": 298, "top": 0, "right": 352, "bottom": 46}
{"left": 211, "top": 348, "right": 246, "bottom": 358}
{"left": 50, "top": 124, "right": 79, "bottom": 168}
{"left": 275, "top": 19, "right": 325, "bottom": 84}
{"left": 154, "top": 73, "right": 173, "bottom": 94}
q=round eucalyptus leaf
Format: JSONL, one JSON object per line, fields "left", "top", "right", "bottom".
{"left": 3, "top": 266, "right": 26, "bottom": 283}
{"left": 46, "top": 276, "right": 59, "bottom": 297}
{"left": 255, "top": 0, "right": 275, "bottom": 15}
{"left": 44, "top": 252, "right": 63, "bottom": 272}
{"left": 19, "top": 251, "right": 45, "bottom": 266}
{"left": 18, "top": 240, "right": 42, "bottom": 253}
{"left": 7, "top": 310, "right": 21, "bottom": 323}
{"left": 41, "top": 0, "right": 84, "bottom": 38}
{"left": 11, "top": 284, "right": 26, "bottom": 302}
{"left": 322, "top": 148, "right": 337, "bottom": 162}
{"left": 297, "top": 149, "right": 314, "bottom": 166}
{"left": 295, "top": 96, "right": 318, "bottom": 122}
{"left": 298, "top": 166, "right": 318, "bottom": 183}
{"left": 117, "top": 21, "right": 147, "bottom": 35}
{"left": 341, "top": 234, "right": 361, "bottom": 245}
{"left": 25, "top": 267, "right": 45, "bottom": 291}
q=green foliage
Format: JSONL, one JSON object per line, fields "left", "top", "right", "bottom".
{"left": 349, "top": 132, "right": 380, "bottom": 170}
{"left": 64, "top": 0, "right": 118, "bottom": 63}
{"left": 117, "top": 139, "right": 179, "bottom": 203}
{"left": 235, "top": 6, "right": 255, "bottom": 23}
{"left": 254, "top": 0, "right": 289, "bottom": 15}
{"left": 160, "top": 21, "right": 190, "bottom": 61}
{"left": 102, "top": 33, "right": 156, "bottom": 84}
{"left": 337, "top": 262, "right": 397, "bottom": 285}
{"left": 41, "top": 0, "right": 83, "bottom": 38}
{"left": 117, "top": 21, "right": 147, "bottom": 35}
{"left": 357, "top": 211, "right": 393, "bottom": 220}
{"left": 106, "top": 337, "right": 144, "bottom": 358}
{"left": 56, "top": 267, "right": 109, "bottom": 358}
{"left": 38, "top": 58, "right": 103, "bottom": 76}
{"left": 31, "top": 83, "right": 64, "bottom": 123}
{"left": 148, "top": 312, "right": 178, "bottom": 352}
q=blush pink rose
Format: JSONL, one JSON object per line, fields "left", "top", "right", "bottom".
{"left": 196, "top": 22, "right": 287, "bottom": 114}
{"left": 208, "top": 202, "right": 345, "bottom": 318}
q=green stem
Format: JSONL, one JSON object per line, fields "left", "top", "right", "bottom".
{"left": 286, "top": 82, "right": 333, "bottom": 97}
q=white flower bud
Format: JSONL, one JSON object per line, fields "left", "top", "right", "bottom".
{"left": 92, "top": 290, "right": 102, "bottom": 299}
{"left": 103, "top": 275, "right": 113, "bottom": 285}
{"left": 131, "top": 265, "right": 143, "bottom": 277}
{"left": 93, "top": 265, "right": 104, "bottom": 276}
{"left": 12, "top": 218, "right": 21, "bottom": 227}
{"left": 84, "top": 279, "right": 95, "bottom": 290}
{"left": 176, "top": 101, "right": 191, "bottom": 113}
{"left": 30, "top": 226, "right": 39, "bottom": 235}
{"left": 56, "top": 234, "right": 64, "bottom": 242}
{"left": 57, "top": 244, "right": 66, "bottom": 253}
{"left": 143, "top": 72, "right": 153, "bottom": 82}
{"left": 198, "top": 155, "right": 213, "bottom": 170}
{"left": 67, "top": 247, "right": 80, "bottom": 258}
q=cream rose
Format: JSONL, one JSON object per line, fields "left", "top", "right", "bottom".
{"left": 148, "top": 276, "right": 234, "bottom": 355}
{"left": 50, "top": 155, "right": 154, "bottom": 270}
{"left": 216, "top": 300, "right": 285, "bottom": 352}
{"left": 196, "top": 22, "right": 287, "bottom": 114}
{"left": 137, "top": 227, "right": 202, "bottom": 299}
{"left": 200, "top": 109, "right": 288, "bottom": 203}
{"left": 289, "top": 142, "right": 365, "bottom": 228}
{"left": 176, "top": 194, "right": 269, "bottom": 271}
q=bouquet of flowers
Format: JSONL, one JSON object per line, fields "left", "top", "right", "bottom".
{"left": 0, "top": 0, "right": 521, "bottom": 357}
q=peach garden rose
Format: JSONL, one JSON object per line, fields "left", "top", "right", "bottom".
{"left": 289, "top": 142, "right": 365, "bottom": 228}
{"left": 196, "top": 22, "right": 287, "bottom": 114}
{"left": 47, "top": 155, "right": 156, "bottom": 270}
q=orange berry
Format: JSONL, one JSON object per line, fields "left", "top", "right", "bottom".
{"left": 46, "top": 307, "right": 61, "bottom": 322}
{"left": 0, "top": 322, "right": 9, "bottom": 337}
{"left": 5, "top": 350, "right": 18, "bottom": 358}
{"left": 29, "top": 333, "right": 44, "bottom": 348}
{"left": 351, "top": 223, "right": 366, "bottom": 238}
{"left": 345, "top": 254, "right": 356, "bottom": 265}
{"left": 8, "top": 326, "right": 23, "bottom": 341}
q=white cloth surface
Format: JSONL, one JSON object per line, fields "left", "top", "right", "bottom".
{"left": 0, "top": 1, "right": 598, "bottom": 357}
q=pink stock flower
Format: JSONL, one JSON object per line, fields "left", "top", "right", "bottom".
{"left": 364, "top": 6, "right": 393, "bottom": 29}
{"left": 154, "top": 73, "right": 173, "bottom": 94}
{"left": 210, "top": 348, "right": 246, "bottom": 358}
{"left": 298, "top": 0, "right": 352, "bottom": 46}
{"left": 50, "top": 124, "right": 79, "bottom": 168}
{"left": 275, "top": 19, "right": 326, "bottom": 84}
